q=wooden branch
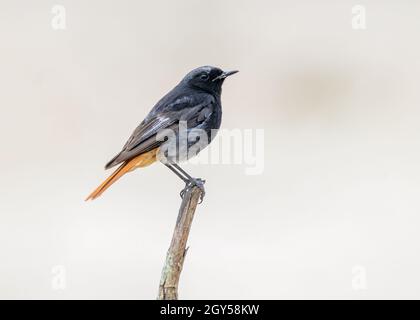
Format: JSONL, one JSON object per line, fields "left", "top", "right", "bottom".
{"left": 157, "top": 185, "right": 203, "bottom": 300}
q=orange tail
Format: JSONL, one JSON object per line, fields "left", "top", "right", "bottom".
{"left": 85, "top": 148, "right": 158, "bottom": 201}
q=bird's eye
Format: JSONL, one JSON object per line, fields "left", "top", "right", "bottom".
{"left": 200, "top": 74, "right": 209, "bottom": 80}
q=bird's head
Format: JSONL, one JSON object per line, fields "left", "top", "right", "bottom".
{"left": 181, "top": 66, "right": 238, "bottom": 95}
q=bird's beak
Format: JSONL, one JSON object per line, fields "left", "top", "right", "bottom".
{"left": 212, "top": 70, "right": 239, "bottom": 82}
{"left": 224, "top": 70, "right": 239, "bottom": 77}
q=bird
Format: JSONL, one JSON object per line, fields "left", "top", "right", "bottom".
{"left": 85, "top": 66, "right": 238, "bottom": 202}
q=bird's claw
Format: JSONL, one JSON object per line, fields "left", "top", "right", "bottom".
{"left": 180, "top": 178, "right": 206, "bottom": 203}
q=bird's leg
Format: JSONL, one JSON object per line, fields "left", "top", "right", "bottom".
{"left": 165, "top": 163, "right": 189, "bottom": 183}
{"left": 172, "top": 164, "right": 206, "bottom": 203}
{"left": 165, "top": 163, "right": 205, "bottom": 203}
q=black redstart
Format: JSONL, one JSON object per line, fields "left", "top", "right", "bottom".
{"left": 86, "top": 66, "right": 238, "bottom": 201}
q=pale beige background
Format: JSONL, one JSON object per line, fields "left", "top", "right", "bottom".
{"left": 1, "top": 0, "right": 420, "bottom": 299}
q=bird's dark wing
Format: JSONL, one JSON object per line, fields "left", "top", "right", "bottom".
{"left": 105, "top": 95, "right": 215, "bottom": 169}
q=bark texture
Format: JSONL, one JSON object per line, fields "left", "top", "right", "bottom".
{"left": 157, "top": 186, "right": 202, "bottom": 300}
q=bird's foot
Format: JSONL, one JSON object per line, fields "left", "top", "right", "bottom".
{"left": 180, "top": 178, "right": 206, "bottom": 203}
